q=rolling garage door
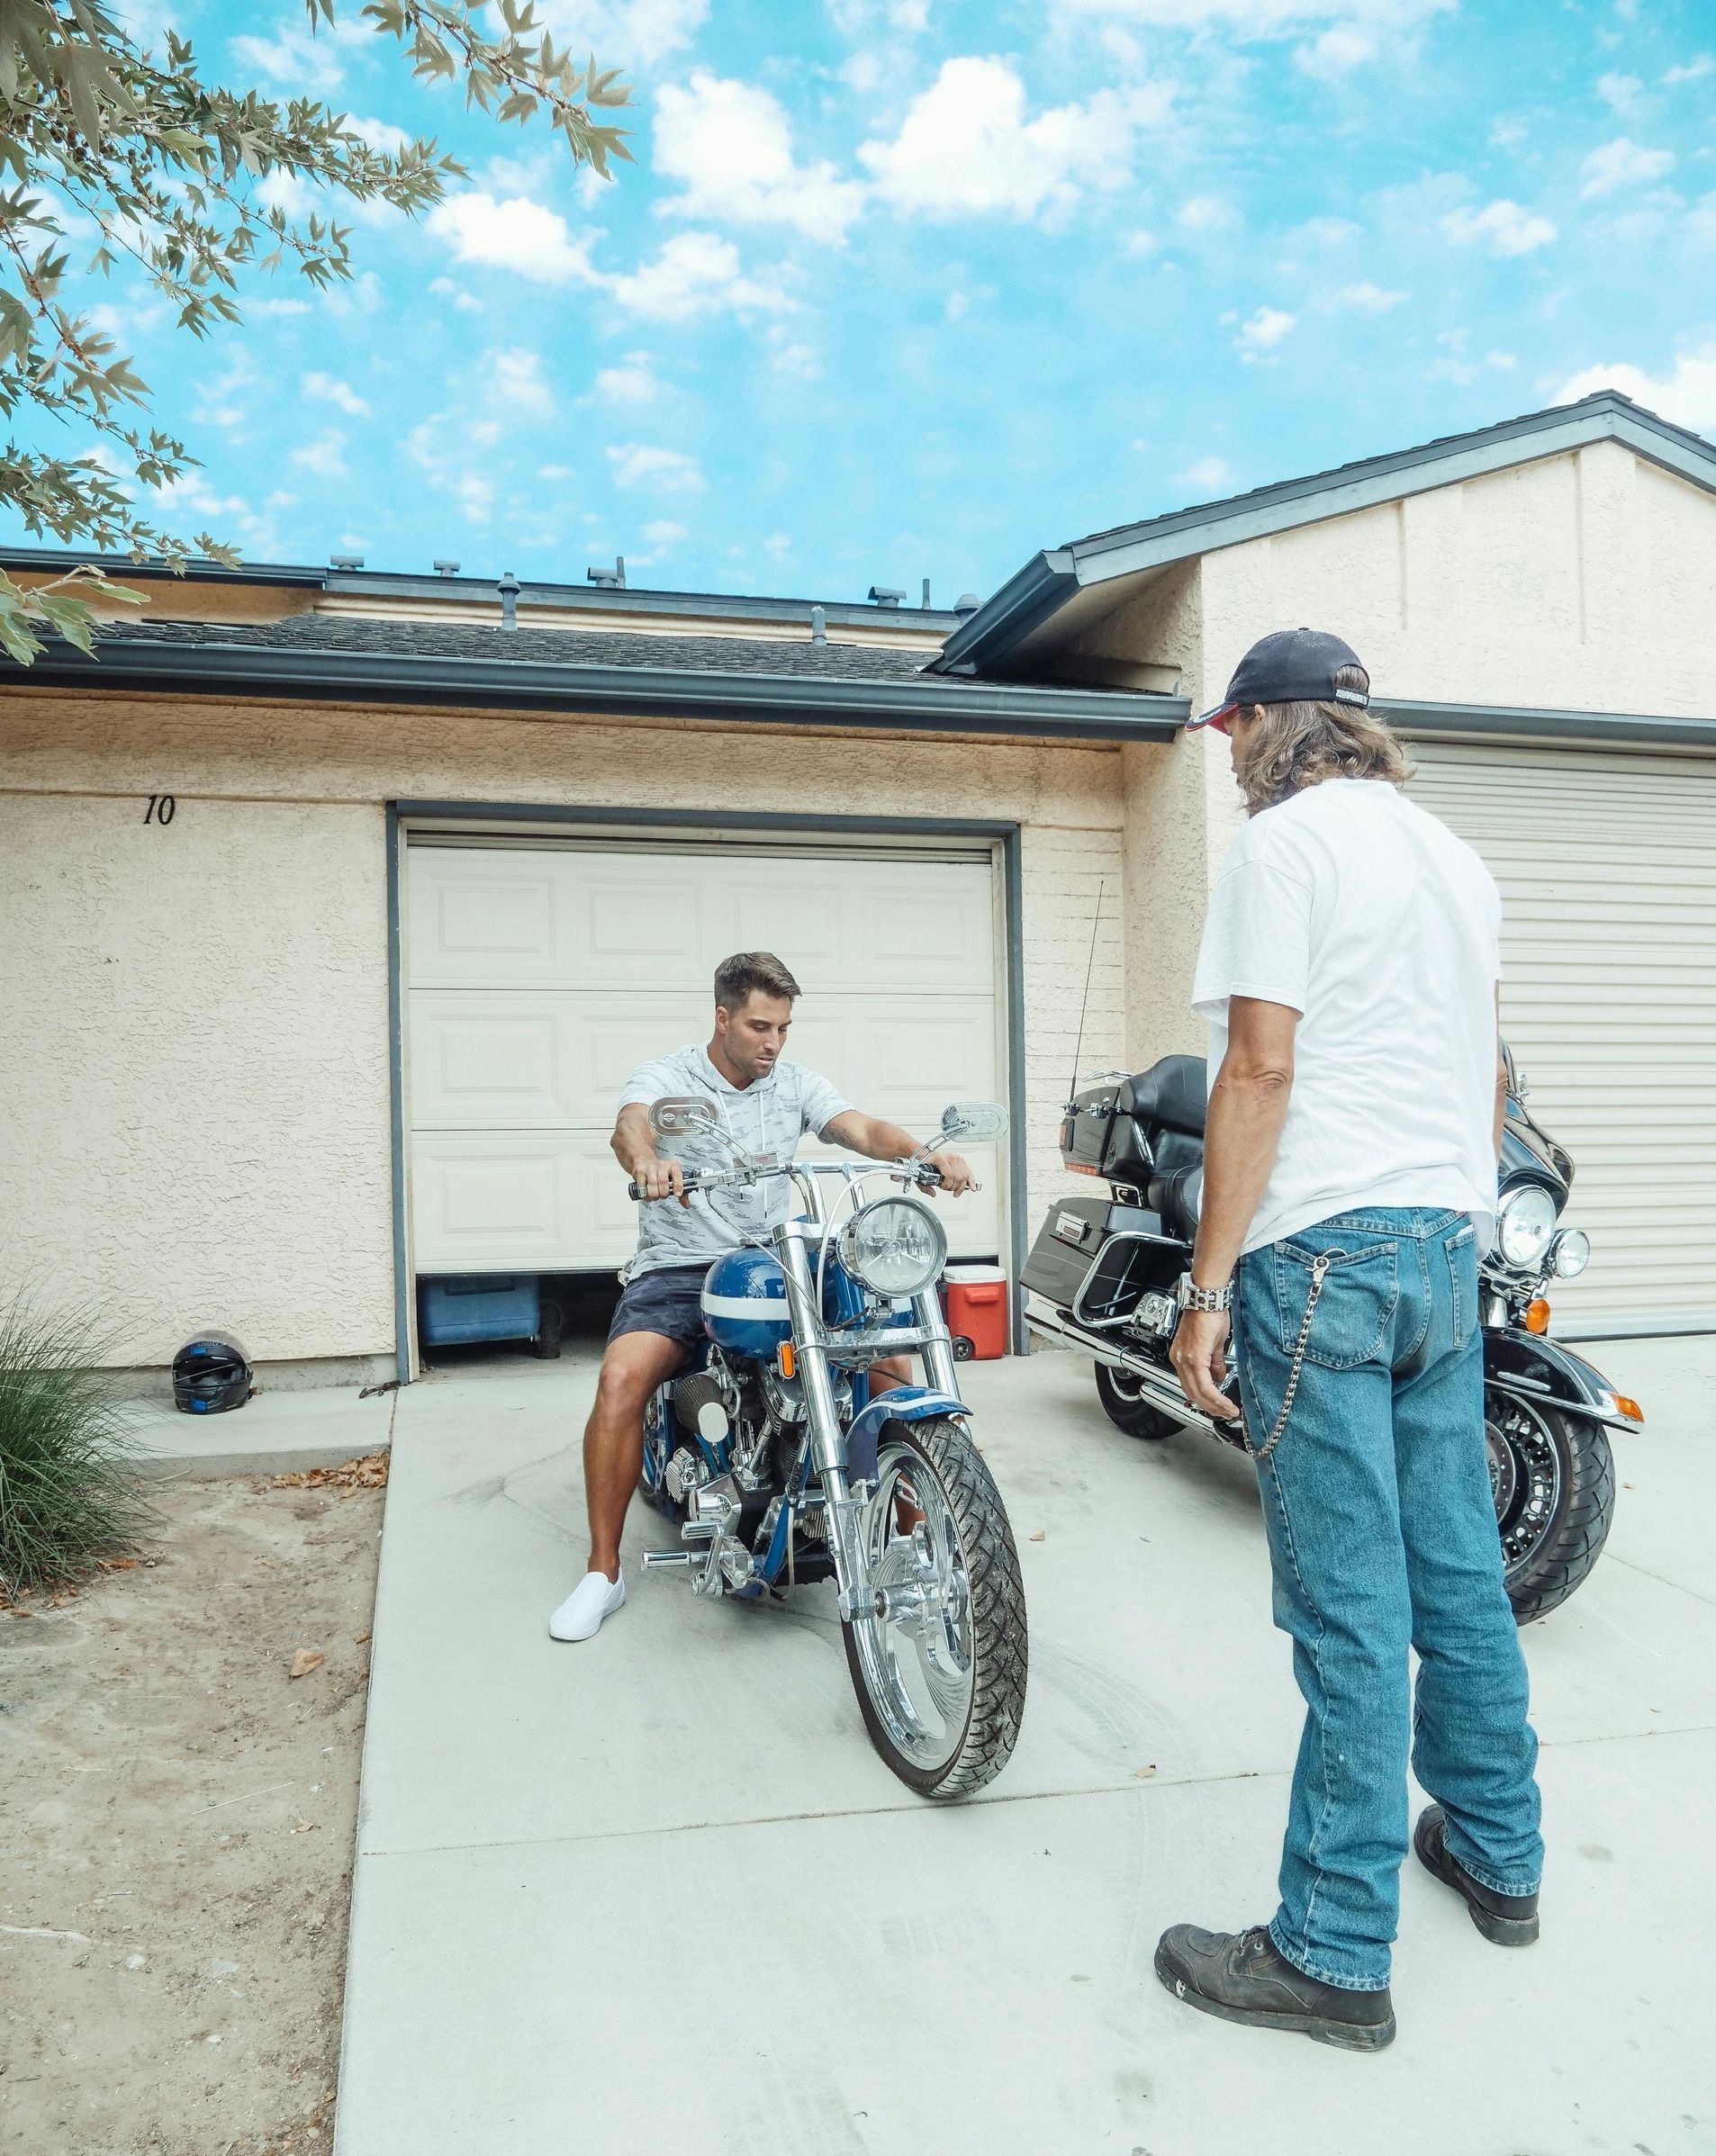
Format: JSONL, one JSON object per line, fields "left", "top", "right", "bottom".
{"left": 404, "top": 836, "right": 1005, "bottom": 1276}
{"left": 1408, "top": 740, "right": 1716, "bottom": 1333}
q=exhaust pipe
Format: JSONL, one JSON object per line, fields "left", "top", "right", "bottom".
{"left": 1025, "top": 1301, "right": 1237, "bottom": 1441}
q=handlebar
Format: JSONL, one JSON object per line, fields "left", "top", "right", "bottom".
{"left": 627, "top": 1159, "right": 953, "bottom": 1202}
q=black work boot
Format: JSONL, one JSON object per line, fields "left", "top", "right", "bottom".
{"left": 1413, "top": 1804, "right": 1540, "bottom": 1946}
{"left": 1154, "top": 1924, "right": 1395, "bottom": 2051}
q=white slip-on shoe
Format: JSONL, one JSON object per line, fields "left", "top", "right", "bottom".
{"left": 547, "top": 1569, "right": 626, "bottom": 1643}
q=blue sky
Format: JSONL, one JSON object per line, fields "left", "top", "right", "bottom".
{"left": 14, "top": 0, "right": 1716, "bottom": 604}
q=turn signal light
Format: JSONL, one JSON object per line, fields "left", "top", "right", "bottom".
{"left": 778, "top": 1341, "right": 796, "bottom": 1379}
{"left": 1068, "top": 1163, "right": 1100, "bottom": 1177}
{"left": 1609, "top": 1393, "right": 1644, "bottom": 1423}
{"left": 1524, "top": 1299, "right": 1552, "bottom": 1335}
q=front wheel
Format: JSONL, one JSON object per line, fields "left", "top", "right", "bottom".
{"left": 842, "top": 1418, "right": 1027, "bottom": 1800}
{"left": 1486, "top": 1388, "right": 1616, "bottom": 1624}
{"left": 1095, "top": 1360, "right": 1179, "bottom": 1441}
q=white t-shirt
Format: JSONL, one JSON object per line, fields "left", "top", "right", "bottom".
{"left": 619, "top": 1043, "right": 852, "bottom": 1276}
{"left": 1192, "top": 778, "right": 1502, "bottom": 1256}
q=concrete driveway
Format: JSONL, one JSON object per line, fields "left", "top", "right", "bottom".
{"left": 333, "top": 1331, "right": 1714, "bottom": 2156}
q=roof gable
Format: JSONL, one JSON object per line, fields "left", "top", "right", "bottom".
{"left": 937, "top": 392, "right": 1716, "bottom": 677}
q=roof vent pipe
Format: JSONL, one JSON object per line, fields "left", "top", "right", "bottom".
{"left": 921, "top": 578, "right": 931, "bottom": 609}
{"left": 330, "top": 553, "right": 364, "bottom": 571}
{"left": 953, "top": 591, "right": 980, "bottom": 616}
{"left": 587, "top": 555, "right": 626, "bottom": 589}
{"left": 809, "top": 605, "right": 826, "bottom": 645}
{"left": 434, "top": 559, "right": 461, "bottom": 577}
{"left": 498, "top": 570, "right": 520, "bottom": 630}
{"left": 868, "top": 584, "right": 904, "bottom": 608}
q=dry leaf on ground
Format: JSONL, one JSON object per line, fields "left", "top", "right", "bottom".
{"left": 268, "top": 1453, "right": 389, "bottom": 1493}
{"left": 1028, "top": 1531, "right": 1046, "bottom": 1543}
{"left": 289, "top": 1650, "right": 325, "bottom": 1681}
{"left": 1133, "top": 1764, "right": 1158, "bottom": 1779}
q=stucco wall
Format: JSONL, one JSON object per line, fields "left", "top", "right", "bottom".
{"left": 0, "top": 690, "right": 1130, "bottom": 1366}
{"left": 0, "top": 789, "right": 393, "bottom": 1365}
{"left": 1197, "top": 442, "right": 1716, "bottom": 716}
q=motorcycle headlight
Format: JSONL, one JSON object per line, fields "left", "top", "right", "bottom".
{"left": 1495, "top": 1185, "right": 1558, "bottom": 1271}
{"left": 1549, "top": 1228, "right": 1591, "bottom": 1279}
{"left": 839, "top": 1196, "right": 946, "bottom": 1298}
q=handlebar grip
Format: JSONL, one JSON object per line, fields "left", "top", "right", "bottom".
{"left": 628, "top": 1180, "right": 644, "bottom": 1201}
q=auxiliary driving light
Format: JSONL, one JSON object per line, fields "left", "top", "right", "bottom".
{"left": 1549, "top": 1229, "right": 1591, "bottom": 1279}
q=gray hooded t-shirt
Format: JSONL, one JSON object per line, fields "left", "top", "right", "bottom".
{"left": 619, "top": 1043, "right": 852, "bottom": 1279}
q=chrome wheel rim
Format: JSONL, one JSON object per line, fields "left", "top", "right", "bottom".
{"left": 1486, "top": 1392, "right": 1564, "bottom": 1581}
{"left": 1103, "top": 1366, "right": 1149, "bottom": 1406}
{"left": 851, "top": 1440, "right": 975, "bottom": 1772}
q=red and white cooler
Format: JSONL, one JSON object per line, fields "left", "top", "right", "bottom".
{"left": 942, "top": 1264, "right": 1008, "bottom": 1360}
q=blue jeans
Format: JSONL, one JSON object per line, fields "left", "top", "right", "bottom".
{"left": 1233, "top": 1206, "right": 1544, "bottom": 1991}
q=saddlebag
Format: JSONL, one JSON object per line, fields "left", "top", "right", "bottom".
{"left": 1060, "top": 1082, "right": 1154, "bottom": 1187}
{"left": 1021, "top": 1195, "right": 1176, "bottom": 1320}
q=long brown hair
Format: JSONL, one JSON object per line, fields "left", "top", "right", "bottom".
{"left": 1235, "top": 663, "right": 1413, "bottom": 815}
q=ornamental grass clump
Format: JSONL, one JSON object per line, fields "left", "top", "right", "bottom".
{"left": 0, "top": 1297, "right": 151, "bottom": 1601}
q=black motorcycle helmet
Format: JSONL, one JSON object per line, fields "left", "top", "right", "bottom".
{"left": 172, "top": 1334, "right": 253, "bottom": 1415}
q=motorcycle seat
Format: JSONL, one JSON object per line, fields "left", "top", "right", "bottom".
{"left": 1119, "top": 1055, "right": 1208, "bottom": 1138}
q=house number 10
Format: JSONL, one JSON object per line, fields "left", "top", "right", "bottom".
{"left": 144, "top": 794, "right": 176, "bottom": 825}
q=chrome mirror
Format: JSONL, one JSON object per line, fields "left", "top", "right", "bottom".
{"left": 939, "top": 1100, "right": 1007, "bottom": 1145}
{"left": 648, "top": 1096, "right": 720, "bottom": 1138}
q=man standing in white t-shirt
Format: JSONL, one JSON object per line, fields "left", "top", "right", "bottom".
{"left": 1154, "top": 629, "right": 1543, "bottom": 2052}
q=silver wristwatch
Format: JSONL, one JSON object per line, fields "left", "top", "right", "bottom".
{"left": 1177, "top": 1272, "right": 1233, "bottom": 1313}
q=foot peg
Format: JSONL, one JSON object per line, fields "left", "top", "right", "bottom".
{"left": 642, "top": 1549, "right": 692, "bottom": 1569}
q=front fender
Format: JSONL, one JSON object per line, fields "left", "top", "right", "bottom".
{"left": 1484, "top": 1330, "right": 1639, "bottom": 1430}
{"left": 845, "top": 1385, "right": 967, "bottom": 1484}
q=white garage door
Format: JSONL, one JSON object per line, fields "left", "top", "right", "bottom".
{"left": 404, "top": 837, "right": 1006, "bottom": 1276}
{"left": 1408, "top": 739, "right": 1716, "bottom": 1333}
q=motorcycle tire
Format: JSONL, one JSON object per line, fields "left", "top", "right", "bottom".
{"left": 1486, "top": 1387, "right": 1616, "bottom": 1625}
{"left": 1095, "top": 1361, "right": 1179, "bottom": 1442}
{"left": 842, "top": 1416, "right": 1028, "bottom": 1800}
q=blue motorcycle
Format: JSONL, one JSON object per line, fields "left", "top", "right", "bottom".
{"left": 630, "top": 1097, "right": 1027, "bottom": 1799}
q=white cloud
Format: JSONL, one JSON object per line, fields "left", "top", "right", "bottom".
{"left": 605, "top": 442, "right": 707, "bottom": 492}
{"left": 644, "top": 519, "right": 689, "bottom": 547}
{"left": 1439, "top": 197, "right": 1556, "bottom": 255}
{"left": 488, "top": 347, "right": 554, "bottom": 417}
{"left": 230, "top": 20, "right": 364, "bottom": 93}
{"left": 1333, "top": 280, "right": 1408, "bottom": 311}
{"left": 1429, "top": 332, "right": 1515, "bottom": 385}
{"left": 303, "top": 371, "right": 371, "bottom": 418}
{"left": 1663, "top": 55, "right": 1713, "bottom": 86}
{"left": 766, "top": 327, "right": 821, "bottom": 379}
{"left": 1596, "top": 71, "right": 1645, "bottom": 119}
{"left": 1296, "top": 26, "right": 1376, "bottom": 76}
{"left": 1553, "top": 347, "right": 1716, "bottom": 432}
{"left": 1178, "top": 194, "right": 1234, "bottom": 231}
{"left": 858, "top": 57, "right": 1172, "bottom": 221}
{"left": 762, "top": 531, "right": 793, "bottom": 561}
{"left": 345, "top": 115, "right": 411, "bottom": 155}
{"left": 1235, "top": 304, "right": 1296, "bottom": 359}
{"left": 1580, "top": 136, "right": 1675, "bottom": 197}
{"left": 655, "top": 70, "right": 867, "bottom": 242}
{"left": 1170, "top": 454, "right": 1233, "bottom": 494}
{"left": 1293, "top": 214, "right": 1361, "bottom": 247}
{"left": 592, "top": 352, "right": 666, "bottom": 402}
{"left": 1048, "top": 0, "right": 1449, "bottom": 26}
{"left": 609, "top": 230, "right": 793, "bottom": 320}
{"left": 429, "top": 275, "right": 484, "bottom": 314}
{"left": 292, "top": 435, "right": 348, "bottom": 479}
{"left": 252, "top": 293, "right": 313, "bottom": 318}
{"left": 534, "top": 0, "right": 709, "bottom": 66}
{"left": 194, "top": 352, "right": 256, "bottom": 433}
{"left": 1123, "top": 229, "right": 1158, "bottom": 257}
{"left": 425, "top": 192, "right": 601, "bottom": 284}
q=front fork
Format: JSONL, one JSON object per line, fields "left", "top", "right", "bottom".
{"left": 775, "top": 1237, "right": 963, "bottom": 1621}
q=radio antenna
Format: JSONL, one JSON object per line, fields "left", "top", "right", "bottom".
{"left": 1067, "top": 879, "right": 1105, "bottom": 1107}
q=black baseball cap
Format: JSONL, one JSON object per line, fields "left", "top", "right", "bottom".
{"left": 1189, "top": 627, "right": 1370, "bottom": 734}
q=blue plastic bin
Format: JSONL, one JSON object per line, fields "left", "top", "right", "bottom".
{"left": 420, "top": 1275, "right": 540, "bottom": 1347}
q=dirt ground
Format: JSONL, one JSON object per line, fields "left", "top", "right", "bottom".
{"left": 0, "top": 1471, "right": 384, "bottom": 2156}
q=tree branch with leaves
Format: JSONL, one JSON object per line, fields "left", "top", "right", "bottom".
{"left": 0, "top": 0, "right": 630, "bottom": 663}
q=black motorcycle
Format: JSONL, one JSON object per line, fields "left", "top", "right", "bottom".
{"left": 1022, "top": 1049, "right": 1637, "bottom": 1622}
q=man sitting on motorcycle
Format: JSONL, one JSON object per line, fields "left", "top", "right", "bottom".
{"left": 547, "top": 949, "right": 975, "bottom": 1642}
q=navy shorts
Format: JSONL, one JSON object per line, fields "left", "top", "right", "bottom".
{"left": 608, "top": 1263, "right": 711, "bottom": 1349}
